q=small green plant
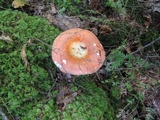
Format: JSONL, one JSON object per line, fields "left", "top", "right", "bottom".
{"left": 54, "top": 0, "right": 83, "bottom": 15}
{"left": 105, "top": 0, "right": 128, "bottom": 18}
{"left": 106, "top": 50, "right": 126, "bottom": 71}
{"left": 103, "top": 45, "right": 160, "bottom": 119}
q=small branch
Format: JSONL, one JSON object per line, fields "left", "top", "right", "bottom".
{"left": 35, "top": 38, "right": 52, "bottom": 48}
{"left": 131, "top": 37, "right": 160, "bottom": 55}
{"left": 0, "top": 107, "right": 8, "bottom": 120}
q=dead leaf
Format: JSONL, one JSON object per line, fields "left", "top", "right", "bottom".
{"left": 0, "top": 34, "right": 13, "bottom": 42}
{"left": 88, "top": 0, "right": 100, "bottom": 9}
{"left": 99, "top": 25, "right": 112, "bottom": 34}
{"left": 143, "top": 15, "right": 152, "bottom": 28}
{"left": 123, "top": 45, "right": 132, "bottom": 54}
{"left": 21, "top": 43, "right": 30, "bottom": 72}
{"left": 12, "top": 0, "right": 26, "bottom": 8}
{"left": 56, "top": 85, "right": 80, "bottom": 111}
{"left": 124, "top": 14, "right": 131, "bottom": 21}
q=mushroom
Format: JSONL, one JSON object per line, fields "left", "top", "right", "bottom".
{"left": 52, "top": 28, "right": 105, "bottom": 75}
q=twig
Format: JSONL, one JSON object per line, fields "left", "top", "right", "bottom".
{"left": 35, "top": 38, "right": 52, "bottom": 48}
{"left": 131, "top": 37, "right": 160, "bottom": 55}
{"left": 0, "top": 107, "right": 8, "bottom": 120}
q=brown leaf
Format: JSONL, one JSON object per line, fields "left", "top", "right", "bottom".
{"left": 124, "top": 14, "right": 131, "bottom": 21}
{"left": 12, "top": 0, "right": 26, "bottom": 8}
{"left": 143, "top": 15, "right": 152, "bottom": 29}
{"left": 0, "top": 34, "right": 13, "bottom": 42}
{"left": 123, "top": 45, "right": 132, "bottom": 54}
{"left": 88, "top": 0, "right": 100, "bottom": 9}
{"left": 56, "top": 86, "right": 80, "bottom": 111}
{"left": 99, "top": 25, "right": 112, "bottom": 35}
{"left": 21, "top": 43, "right": 30, "bottom": 72}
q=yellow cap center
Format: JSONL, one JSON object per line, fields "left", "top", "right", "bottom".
{"left": 69, "top": 41, "right": 88, "bottom": 58}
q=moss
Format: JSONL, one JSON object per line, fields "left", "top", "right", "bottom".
{"left": 60, "top": 79, "right": 115, "bottom": 120}
{"left": 0, "top": 9, "right": 60, "bottom": 118}
{"left": 25, "top": 78, "right": 115, "bottom": 120}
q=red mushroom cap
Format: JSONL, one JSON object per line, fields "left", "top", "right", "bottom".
{"left": 52, "top": 28, "right": 105, "bottom": 75}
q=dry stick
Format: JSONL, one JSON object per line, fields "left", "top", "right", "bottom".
{"left": 35, "top": 38, "right": 52, "bottom": 48}
{"left": 0, "top": 107, "right": 8, "bottom": 120}
{"left": 131, "top": 37, "right": 160, "bottom": 55}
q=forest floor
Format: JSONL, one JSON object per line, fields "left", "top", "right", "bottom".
{"left": 0, "top": 0, "right": 160, "bottom": 120}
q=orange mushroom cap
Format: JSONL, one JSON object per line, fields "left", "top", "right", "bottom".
{"left": 52, "top": 28, "right": 105, "bottom": 75}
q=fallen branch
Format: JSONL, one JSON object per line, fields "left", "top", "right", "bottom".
{"left": 131, "top": 37, "right": 160, "bottom": 55}
{"left": 0, "top": 107, "right": 8, "bottom": 120}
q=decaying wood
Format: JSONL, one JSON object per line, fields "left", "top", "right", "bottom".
{"left": 45, "top": 13, "right": 83, "bottom": 31}
{"left": 31, "top": 2, "right": 85, "bottom": 31}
